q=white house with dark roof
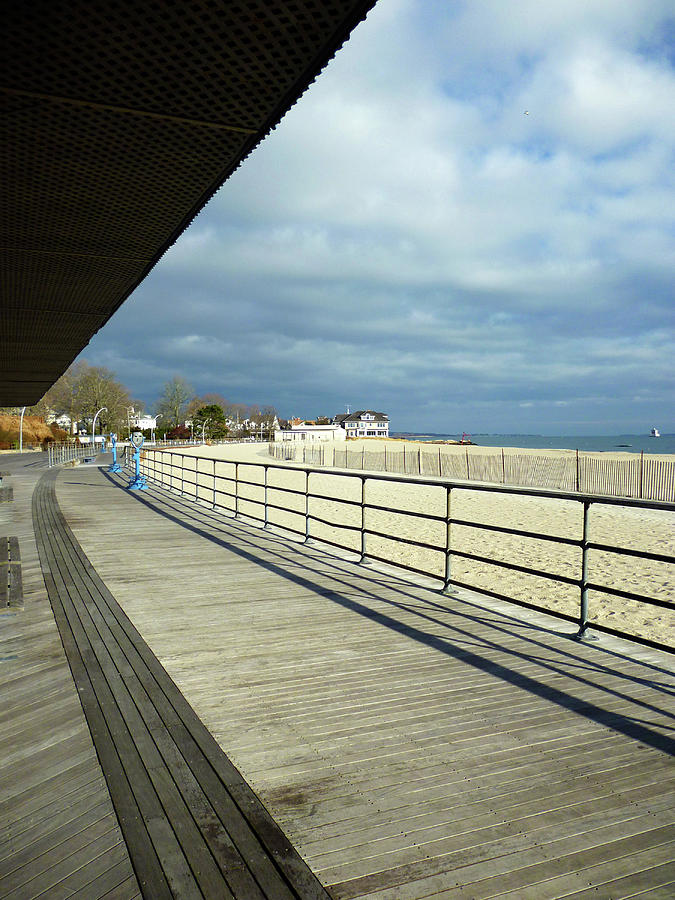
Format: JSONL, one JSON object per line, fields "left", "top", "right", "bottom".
{"left": 334, "top": 410, "right": 389, "bottom": 438}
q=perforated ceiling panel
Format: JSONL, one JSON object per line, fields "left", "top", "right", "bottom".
{"left": 2, "top": 0, "right": 376, "bottom": 404}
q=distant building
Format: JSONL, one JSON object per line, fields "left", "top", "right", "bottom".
{"left": 46, "top": 411, "right": 77, "bottom": 434}
{"left": 334, "top": 410, "right": 389, "bottom": 438}
{"left": 128, "top": 409, "right": 158, "bottom": 431}
{"left": 275, "top": 421, "right": 345, "bottom": 442}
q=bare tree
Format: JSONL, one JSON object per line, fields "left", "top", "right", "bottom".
{"left": 185, "top": 392, "right": 229, "bottom": 420}
{"left": 33, "top": 360, "right": 88, "bottom": 427}
{"left": 74, "top": 364, "right": 132, "bottom": 432}
{"left": 260, "top": 405, "right": 278, "bottom": 437}
{"left": 156, "top": 376, "right": 193, "bottom": 427}
{"left": 17, "top": 360, "right": 131, "bottom": 434}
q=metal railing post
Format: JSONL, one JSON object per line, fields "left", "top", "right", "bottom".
{"left": 304, "top": 470, "right": 311, "bottom": 542}
{"left": 213, "top": 458, "right": 217, "bottom": 508}
{"left": 359, "top": 475, "right": 367, "bottom": 563}
{"left": 443, "top": 486, "right": 456, "bottom": 593}
{"left": 576, "top": 500, "right": 598, "bottom": 641}
{"left": 263, "top": 465, "right": 269, "bottom": 528}
{"left": 180, "top": 454, "right": 184, "bottom": 495}
{"left": 234, "top": 462, "right": 239, "bottom": 517}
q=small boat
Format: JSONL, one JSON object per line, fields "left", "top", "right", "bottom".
{"left": 651, "top": 427, "right": 660, "bottom": 437}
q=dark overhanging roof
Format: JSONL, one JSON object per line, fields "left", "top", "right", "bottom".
{"left": 2, "top": 0, "right": 377, "bottom": 405}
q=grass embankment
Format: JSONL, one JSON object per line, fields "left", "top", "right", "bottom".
{"left": 0, "top": 414, "right": 68, "bottom": 450}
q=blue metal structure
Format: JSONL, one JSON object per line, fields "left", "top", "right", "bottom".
{"left": 127, "top": 433, "right": 148, "bottom": 491}
{"left": 108, "top": 433, "right": 121, "bottom": 473}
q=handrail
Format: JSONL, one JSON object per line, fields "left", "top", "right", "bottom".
{"left": 47, "top": 441, "right": 98, "bottom": 467}
{"left": 134, "top": 448, "right": 675, "bottom": 653}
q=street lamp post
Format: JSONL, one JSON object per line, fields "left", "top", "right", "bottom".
{"left": 92, "top": 407, "right": 107, "bottom": 452}
{"left": 152, "top": 413, "right": 162, "bottom": 444}
{"left": 19, "top": 406, "right": 26, "bottom": 453}
{"left": 201, "top": 419, "right": 210, "bottom": 443}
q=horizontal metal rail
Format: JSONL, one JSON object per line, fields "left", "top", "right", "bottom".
{"left": 47, "top": 441, "right": 99, "bottom": 467}
{"left": 134, "top": 449, "right": 675, "bottom": 653}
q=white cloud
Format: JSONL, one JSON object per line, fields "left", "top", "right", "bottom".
{"left": 84, "top": 0, "right": 675, "bottom": 434}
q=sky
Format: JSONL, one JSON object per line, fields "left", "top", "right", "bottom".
{"left": 81, "top": 0, "right": 675, "bottom": 436}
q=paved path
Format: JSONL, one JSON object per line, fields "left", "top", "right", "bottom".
{"left": 51, "top": 460, "right": 675, "bottom": 899}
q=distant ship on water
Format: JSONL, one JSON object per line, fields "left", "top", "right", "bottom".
{"left": 651, "top": 427, "right": 660, "bottom": 437}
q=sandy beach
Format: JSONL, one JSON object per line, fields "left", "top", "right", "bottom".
{"left": 146, "top": 439, "right": 675, "bottom": 647}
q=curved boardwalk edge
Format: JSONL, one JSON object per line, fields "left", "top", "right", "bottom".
{"left": 32, "top": 467, "right": 329, "bottom": 900}
{"left": 1, "top": 454, "right": 140, "bottom": 900}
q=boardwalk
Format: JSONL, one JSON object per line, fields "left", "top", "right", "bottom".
{"left": 52, "top": 460, "right": 675, "bottom": 898}
{"left": 0, "top": 455, "right": 140, "bottom": 899}
{"left": 31, "top": 465, "right": 328, "bottom": 900}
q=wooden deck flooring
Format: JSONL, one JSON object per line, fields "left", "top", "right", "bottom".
{"left": 48, "top": 461, "right": 675, "bottom": 899}
{"left": 0, "top": 455, "right": 140, "bottom": 900}
{"left": 30, "top": 465, "right": 328, "bottom": 899}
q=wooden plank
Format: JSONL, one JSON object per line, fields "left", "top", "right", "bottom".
{"left": 39, "top": 486, "right": 263, "bottom": 900}
{"left": 2, "top": 829, "right": 129, "bottom": 900}
{"left": 50, "top": 463, "right": 675, "bottom": 899}
{"left": 33, "top": 488, "right": 179, "bottom": 899}
{"left": 563, "top": 869, "right": 674, "bottom": 899}
{"left": 0, "top": 758, "right": 108, "bottom": 829}
{"left": 67, "top": 860, "right": 144, "bottom": 900}
{"left": 0, "top": 778, "right": 109, "bottom": 857}
{"left": 358, "top": 829, "right": 675, "bottom": 900}
{"left": 32, "top": 467, "right": 331, "bottom": 899}
{"left": 329, "top": 822, "right": 675, "bottom": 899}
{"left": 488, "top": 846, "right": 675, "bottom": 899}
{"left": 0, "top": 458, "right": 141, "bottom": 900}
{"left": 0, "top": 800, "right": 120, "bottom": 878}
{"left": 43, "top": 541, "right": 240, "bottom": 900}
{"left": 51, "top": 523, "right": 333, "bottom": 897}
{"left": 8, "top": 562, "right": 22, "bottom": 607}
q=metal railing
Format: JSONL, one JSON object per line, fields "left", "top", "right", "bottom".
{"left": 134, "top": 449, "right": 675, "bottom": 653}
{"left": 47, "top": 441, "right": 99, "bottom": 467}
{"left": 145, "top": 438, "right": 239, "bottom": 449}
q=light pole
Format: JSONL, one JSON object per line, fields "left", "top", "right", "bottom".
{"left": 92, "top": 407, "right": 107, "bottom": 451}
{"left": 19, "top": 406, "right": 26, "bottom": 453}
{"left": 126, "top": 406, "right": 135, "bottom": 438}
{"left": 201, "top": 419, "right": 210, "bottom": 443}
{"left": 152, "top": 413, "right": 162, "bottom": 444}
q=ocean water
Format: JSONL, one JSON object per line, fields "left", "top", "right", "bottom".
{"left": 392, "top": 433, "right": 675, "bottom": 455}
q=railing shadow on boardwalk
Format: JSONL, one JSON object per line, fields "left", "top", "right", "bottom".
{"left": 104, "top": 470, "right": 675, "bottom": 758}
{"left": 140, "top": 448, "right": 675, "bottom": 656}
